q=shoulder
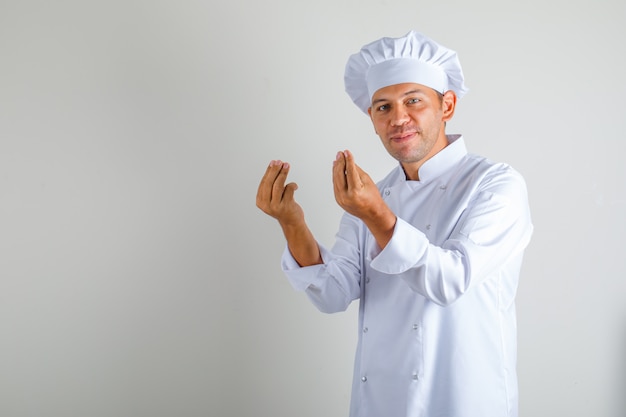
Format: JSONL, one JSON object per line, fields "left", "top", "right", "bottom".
{"left": 463, "top": 152, "right": 526, "bottom": 182}
{"left": 460, "top": 153, "right": 530, "bottom": 205}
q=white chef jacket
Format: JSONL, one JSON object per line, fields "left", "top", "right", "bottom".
{"left": 281, "top": 135, "right": 533, "bottom": 417}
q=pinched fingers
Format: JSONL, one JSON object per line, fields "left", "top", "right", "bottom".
{"left": 333, "top": 150, "right": 364, "bottom": 194}
{"left": 332, "top": 151, "right": 347, "bottom": 192}
{"left": 333, "top": 150, "right": 364, "bottom": 213}
{"left": 256, "top": 160, "right": 302, "bottom": 224}
{"left": 257, "top": 161, "right": 278, "bottom": 207}
{"left": 343, "top": 150, "right": 363, "bottom": 190}
{"left": 257, "top": 160, "right": 288, "bottom": 209}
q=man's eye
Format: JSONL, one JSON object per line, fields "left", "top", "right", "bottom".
{"left": 408, "top": 98, "right": 420, "bottom": 104}
{"left": 377, "top": 104, "right": 389, "bottom": 111}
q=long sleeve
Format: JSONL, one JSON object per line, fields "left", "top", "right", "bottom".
{"left": 281, "top": 212, "right": 364, "bottom": 313}
{"left": 370, "top": 163, "right": 533, "bottom": 306}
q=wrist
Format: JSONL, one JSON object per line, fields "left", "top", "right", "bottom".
{"left": 363, "top": 204, "right": 396, "bottom": 249}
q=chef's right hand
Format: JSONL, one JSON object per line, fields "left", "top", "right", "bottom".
{"left": 256, "top": 160, "right": 305, "bottom": 227}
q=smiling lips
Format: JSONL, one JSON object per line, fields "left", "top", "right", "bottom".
{"left": 390, "top": 130, "right": 418, "bottom": 142}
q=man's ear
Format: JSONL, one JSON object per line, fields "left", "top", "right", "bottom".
{"left": 442, "top": 90, "right": 457, "bottom": 122}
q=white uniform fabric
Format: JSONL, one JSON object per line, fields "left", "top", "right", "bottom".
{"left": 281, "top": 135, "right": 533, "bottom": 417}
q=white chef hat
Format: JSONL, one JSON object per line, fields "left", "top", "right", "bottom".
{"left": 344, "top": 30, "right": 469, "bottom": 114}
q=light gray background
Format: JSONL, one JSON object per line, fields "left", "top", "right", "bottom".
{"left": 1, "top": 1, "right": 624, "bottom": 416}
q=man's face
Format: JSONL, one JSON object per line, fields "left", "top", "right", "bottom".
{"left": 368, "top": 82, "right": 455, "bottom": 179}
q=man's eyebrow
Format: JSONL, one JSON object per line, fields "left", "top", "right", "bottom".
{"left": 371, "top": 89, "right": 426, "bottom": 105}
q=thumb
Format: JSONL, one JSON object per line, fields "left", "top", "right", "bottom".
{"left": 282, "top": 182, "right": 299, "bottom": 202}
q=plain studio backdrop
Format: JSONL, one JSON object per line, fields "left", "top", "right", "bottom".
{"left": 1, "top": 0, "right": 625, "bottom": 416}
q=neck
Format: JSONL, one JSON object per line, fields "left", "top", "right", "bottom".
{"left": 402, "top": 133, "right": 449, "bottom": 181}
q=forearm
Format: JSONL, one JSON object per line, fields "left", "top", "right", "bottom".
{"left": 281, "top": 213, "right": 363, "bottom": 314}
{"left": 280, "top": 221, "right": 322, "bottom": 267}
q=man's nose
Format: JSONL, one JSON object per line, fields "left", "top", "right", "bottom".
{"left": 390, "top": 106, "right": 409, "bottom": 126}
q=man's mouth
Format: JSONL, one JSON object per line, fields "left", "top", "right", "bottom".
{"left": 390, "top": 130, "right": 418, "bottom": 142}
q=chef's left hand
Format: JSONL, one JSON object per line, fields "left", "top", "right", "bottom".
{"left": 333, "top": 150, "right": 397, "bottom": 248}
{"left": 333, "top": 150, "right": 384, "bottom": 220}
